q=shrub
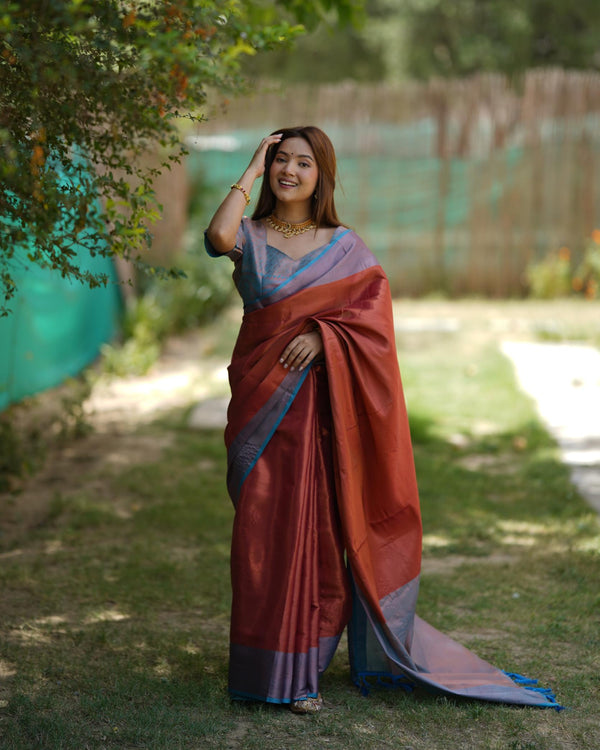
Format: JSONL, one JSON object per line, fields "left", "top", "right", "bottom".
{"left": 572, "top": 232, "right": 600, "bottom": 300}
{"left": 101, "top": 227, "right": 233, "bottom": 376}
{"left": 525, "top": 246, "right": 572, "bottom": 299}
{"left": 526, "top": 232, "right": 600, "bottom": 299}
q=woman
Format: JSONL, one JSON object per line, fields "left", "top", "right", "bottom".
{"left": 205, "top": 126, "right": 560, "bottom": 713}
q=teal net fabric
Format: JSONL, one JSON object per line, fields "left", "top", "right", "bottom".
{"left": 0, "top": 247, "right": 121, "bottom": 410}
{"left": 1, "top": 149, "right": 122, "bottom": 410}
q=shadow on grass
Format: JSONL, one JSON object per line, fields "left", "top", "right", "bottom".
{"left": 409, "top": 409, "right": 592, "bottom": 549}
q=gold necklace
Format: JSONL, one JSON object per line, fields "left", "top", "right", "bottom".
{"left": 266, "top": 214, "right": 317, "bottom": 239}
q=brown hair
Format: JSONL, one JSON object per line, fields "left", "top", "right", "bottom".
{"left": 252, "top": 126, "right": 343, "bottom": 228}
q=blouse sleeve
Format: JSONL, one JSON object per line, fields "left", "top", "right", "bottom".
{"left": 204, "top": 218, "right": 246, "bottom": 261}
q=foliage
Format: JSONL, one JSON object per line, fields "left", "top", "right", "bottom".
{"left": 573, "top": 231, "right": 600, "bottom": 300}
{"left": 400, "top": 0, "right": 600, "bottom": 79}
{"left": 248, "top": 0, "right": 600, "bottom": 83}
{"left": 100, "top": 242, "right": 232, "bottom": 376}
{"left": 99, "top": 164, "right": 233, "bottom": 377}
{"left": 0, "top": 0, "right": 361, "bottom": 315}
{"left": 526, "top": 247, "right": 573, "bottom": 299}
{"left": 0, "top": 415, "right": 28, "bottom": 492}
{"left": 246, "top": 18, "right": 385, "bottom": 83}
{"left": 527, "top": 231, "right": 600, "bottom": 299}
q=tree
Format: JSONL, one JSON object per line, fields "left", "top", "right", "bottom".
{"left": 400, "top": 0, "right": 600, "bottom": 79}
{"left": 246, "top": 0, "right": 600, "bottom": 84}
{"left": 0, "top": 0, "right": 362, "bottom": 314}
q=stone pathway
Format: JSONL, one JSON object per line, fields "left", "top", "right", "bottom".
{"left": 502, "top": 341, "right": 600, "bottom": 514}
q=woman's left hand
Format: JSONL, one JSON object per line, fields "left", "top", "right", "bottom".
{"left": 280, "top": 331, "right": 323, "bottom": 372}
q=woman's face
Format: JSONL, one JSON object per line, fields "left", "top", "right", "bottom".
{"left": 269, "top": 137, "right": 319, "bottom": 208}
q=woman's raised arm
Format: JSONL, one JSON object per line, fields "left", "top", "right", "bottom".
{"left": 206, "top": 133, "right": 282, "bottom": 254}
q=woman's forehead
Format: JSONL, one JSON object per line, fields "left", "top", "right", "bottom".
{"left": 276, "top": 137, "right": 314, "bottom": 159}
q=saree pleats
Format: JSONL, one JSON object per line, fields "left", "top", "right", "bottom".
{"left": 229, "top": 363, "right": 351, "bottom": 702}
{"left": 223, "top": 239, "right": 561, "bottom": 708}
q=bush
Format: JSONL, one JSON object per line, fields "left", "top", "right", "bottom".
{"left": 525, "top": 246, "right": 572, "bottom": 299}
{"left": 572, "top": 231, "right": 600, "bottom": 300}
{"left": 526, "top": 233, "right": 600, "bottom": 299}
{"left": 101, "top": 226, "right": 233, "bottom": 376}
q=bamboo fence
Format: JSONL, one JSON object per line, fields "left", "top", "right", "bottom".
{"left": 195, "top": 69, "right": 600, "bottom": 296}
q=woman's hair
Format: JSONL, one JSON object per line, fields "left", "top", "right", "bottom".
{"left": 252, "top": 126, "right": 343, "bottom": 228}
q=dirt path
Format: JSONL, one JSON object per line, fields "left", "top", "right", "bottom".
{"left": 502, "top": 340, "right": 600, "bottom": 513}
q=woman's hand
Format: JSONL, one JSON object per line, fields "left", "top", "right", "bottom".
{"left": 247, "top": 133, "right": 282, "bottom": 179}
{"left": 206, "top": 133, "right": 283, "bottom": 254}
{"left": 280, "top": 330, "right": 323, "bottom": 372}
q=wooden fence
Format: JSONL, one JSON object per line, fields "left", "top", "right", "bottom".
{"left": 197, "top": 70, "right": 600, "bottom": 296}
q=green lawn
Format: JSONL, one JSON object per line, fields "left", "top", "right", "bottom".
{"left": 0, "top": 300, "right": 599, "bottom": 749}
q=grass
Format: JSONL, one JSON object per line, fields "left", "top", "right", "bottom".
{"left": 1, "top": 300, "right": 599, "bottom": 749}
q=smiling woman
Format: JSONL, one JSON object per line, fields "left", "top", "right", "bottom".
{"left": 203, "top": 126, "right": 562, "bottom": 714}
{"left": 269, "top": 138, "right": 319, "bottom": 205}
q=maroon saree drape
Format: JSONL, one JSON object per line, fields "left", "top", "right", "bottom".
{"left": 209, "top": 220, "right": 561, "bottom": 709}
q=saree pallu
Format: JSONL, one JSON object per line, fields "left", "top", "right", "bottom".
{"left": 220, "top": 226, "right": 561, "bottom": 709}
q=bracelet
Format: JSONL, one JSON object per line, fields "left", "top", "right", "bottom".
{"left": 230, "top": 183, "right": 250, "bottom": 205}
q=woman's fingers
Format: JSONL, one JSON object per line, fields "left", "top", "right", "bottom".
{"left": 279, "top": 331, "right": 323, "bottom": 372}
{"left": 280, "top": 334, "right": 312, "bottom": 367}
{"left": 250, "top": 133, "right": 282, "bottom": 177}
{"left": 285, "top": 345, "right": 310, "bottom": 371}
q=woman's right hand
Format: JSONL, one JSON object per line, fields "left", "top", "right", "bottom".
{"left": 206, "top": 133, "right": 282, "bottom": 254}
{"left": 247, "top": 133, "right": 282, "bottom": 179}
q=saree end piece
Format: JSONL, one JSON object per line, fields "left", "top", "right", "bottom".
{"left": 503, "top": 672, "right": 566, "bottom": 711}
{"left": 354, "top": 671, "right": 416, "bottom": 697}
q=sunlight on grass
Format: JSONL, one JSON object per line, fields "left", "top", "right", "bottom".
{"left": 0, "top": 659, "right": 16, "bottom": 678}
{"left": 497, "top": 519, "right": 561, "bottom": 547}
{"left": 576, "top": 536, "right": 600, "bottom": 554}
{"left": 43, "top": 539, "right": 63, "bottom": 554}
{"left": 422, "top": 533, "right": 453, "bottom": 549}
{"left": 153, "top": 657, "right": 172, "bottom": 679}
{"left": 83, "top": 609, "right": 130, "bottom": 625}
{"left": 9, "top": 626, "right": 54, "bottom": 645}
{"left": 496, "top": 517, "right": 600, "bottom": 553}
{"left": 31, "top": 615, "right": 68, "bottom": 627}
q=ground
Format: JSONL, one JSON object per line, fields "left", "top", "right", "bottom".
{"left": 1, "top": 299, "right": 598, "bottom": 750}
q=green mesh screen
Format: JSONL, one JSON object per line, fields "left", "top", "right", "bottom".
{"left": 0, "top": 247, "right": 121, "bottom": 410}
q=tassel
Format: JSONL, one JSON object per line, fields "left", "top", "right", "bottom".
{"left": 503, "top": 671, "right": 565, "bottom": 711}
{"left": 354, "top": 672, "right": 415, "bottom": 697}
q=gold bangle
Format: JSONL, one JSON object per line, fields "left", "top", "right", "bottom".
{"left": 230, "top": 183, "right": 250, "bottom": 205}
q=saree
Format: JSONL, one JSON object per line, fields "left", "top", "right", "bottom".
{"left": 207, "top": 218, "right": 561, "bottom": 709}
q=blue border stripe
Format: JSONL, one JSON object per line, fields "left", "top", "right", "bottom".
{"left": 236, "top": 365, "right": 312, "bottom": 492}
{"left": 247, "top": 229, "right": 351, "bottom": 308}
{"left": 230, "top": 688, "right": 319, "bottom": 705}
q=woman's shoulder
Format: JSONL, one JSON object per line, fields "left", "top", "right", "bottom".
{"left": 239, "top": 216, "right": 266, "bottom": 238}
{"left": 334, "top": 225, "right": 367, "bottom": 248}
{"left": 241, "top": 216, "right": 264, "bottom": 228}
{"left": 336, "top": 227, "right": 381, "bottom": 266}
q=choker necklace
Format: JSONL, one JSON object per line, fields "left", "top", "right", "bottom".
{"left": 267, "top": 214, "right": 316, "bottom": 239}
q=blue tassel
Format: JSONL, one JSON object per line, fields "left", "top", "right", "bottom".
{"left": 354, "top": 671, "right": 414, "bottom": 697}
{"left": 353, "top": 674, "right": 371, "bottom": 696}
{"left": 503, "top": 671, "right": 565, "bottom": 711}
{"left": 503, "top": 671, "right": 538, "bottom": 686}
